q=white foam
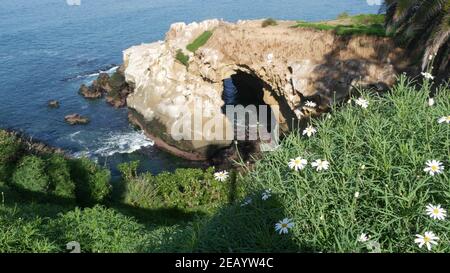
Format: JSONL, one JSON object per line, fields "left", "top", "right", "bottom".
{"left": 72, "top": 130, "right": 154, "bottom": 158}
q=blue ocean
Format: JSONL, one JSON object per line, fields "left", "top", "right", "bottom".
{"left": 0, "top": 0, "right": 380, "bottom": 175}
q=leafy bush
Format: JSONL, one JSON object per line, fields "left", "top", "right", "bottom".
{"left": 49, "top": 206, "right": 152, "bottom": 253}
{"left": 46, "top": 155, "right": 75, "bottom": 199}
{"left": 0, "top": 131, "right": 22, "bottom": 181}
{"left": 175, "top": 49, "right": 190, "bottom": 67}
{"left": 70, "top": 158, "right": 111, "bottom": 206}
{"left": 11, "top": 155, "right": 50, "bottom": 193}
{"left": 262, "top": 18, "right": 277, "bottom": 28}
{"left": 186, "top": 31, "right": 213, "bottom": 52}
{"left": 337, "top": 12, "right": 350, "bottom": 19}
{"left": 193, "top": 76, "right": 450, "bottom": 253}
{"left": 0, "top": 209, "right": 58, "bottom": 253}
{"left": 119, "top": 162, "right": 238, "bottom": 212}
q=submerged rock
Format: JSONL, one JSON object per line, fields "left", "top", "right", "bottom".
{"left": 64, "top": 114, "right": 90, "bottom": 125}
{"left": 48, "top": 100, "right": 60, "bottom": 108}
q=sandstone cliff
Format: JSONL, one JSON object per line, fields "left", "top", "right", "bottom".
{"left": 123, "top": 19, "right": 410, "bottom": 160}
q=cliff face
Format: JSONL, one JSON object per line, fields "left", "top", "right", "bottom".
{"left": 123, "top": 19, "right": 410, "bottom": 160}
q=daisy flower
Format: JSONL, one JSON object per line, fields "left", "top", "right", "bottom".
{"left": 415, "top": 231, "right": 439, "bottom": 251}
{"left": 262, "top": 189, "right": 272, "bottom": 201}
{"left": 275, "top": 218, "right": 294, "bottom": 234}
{"left": 357, "top": 233, "right": 370, "bottom": 243}
{"left": 355, "top": 97, "right": 369, "bottom": 109}
{"left": 425, "top": 204, "right": 447, "bottom": 220}
{"left": 302, "top": 125, "right": 317, "bottom": 137}
{"left": 421, "top": 72, "right": 434, "bottom": 80}
{"left": 423, "top": 160, "right": 444, "bottom": 176}
{"left": 354, "top": 191, "right": 360, "bottom": 198}
{"left": 428, "top": 98, "right": 435, "bottom": 106}
{"left": 438, "top": 115, "right": 450, "bottom": 124}
{"left": 214, "top": 171, "right": 229, "bottom": 182}
{"left": 288, "top": 157, "right": 308, "bottom": 171}
{"left": 311, "top": 159, "right": 330, "bottom": 171}
{"left": 305, "top": 101, "right": 317, "bottom": 108}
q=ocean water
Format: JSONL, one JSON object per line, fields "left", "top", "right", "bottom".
{"left": 0, "top": 0, "right": 380, "bottom": 175}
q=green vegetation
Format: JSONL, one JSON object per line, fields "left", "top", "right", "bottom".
{"left": 191, "top": 75, "right": 450, "bottom": 253}
{"left": 118, "top": 162, "right": 241, "bottom": 213}
{"left": 186, "top": 31, "right": 213, "bottom": 53}
{"left": 1, "top": 74, "right": 449, "bottom": 253}
{"left": 384, "top": 0, "right": 450, "bottom": 72}
{"left": 175, "top": 49, "right": 190, "bottom": 67}
{"left": 262, "top": 18, "right": 278, "bottom": 28}
{"left": 337, "top": 12, "right": 350, "bottom": 20}
{"left": 293, "top": 14, "right": 388, "bottom": 37}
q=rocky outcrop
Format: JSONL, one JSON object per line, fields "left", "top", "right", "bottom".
{"left": 122, "top": 19, "right": 411, "bottom": 160}
{"left": 48, "top": 100, "right": 60, "bottom": 108}
{"left": 79, "top": 66, "right": 133, "bottom": 108}
{"left": 65, "top": 114, "right": 89, "bottom": 125}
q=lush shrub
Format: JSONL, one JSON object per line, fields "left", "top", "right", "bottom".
{"left": 11, "top": 155, "right": 50, "bottom": 193}
{"left": 0, "top": 209, "right": 58, "bottom": 253}
{"left": 46, "top": 155, "right": 75, "bottom": 199}
{"left": 262, "top": 18, "right": 277, "bottom": 28}
{"left": 49, "top": 206, "right": 153, "bottom": 253}
{"left": 0, "top": 131, "right": 22, "bottom": 182}
{"left": 193, "top": 76, "right": 450, "bottom": 253}
{"left": 175, "top": 49, "right": 190, "bottom": 67}
{"left": 70, "top": 158, "right": 111, "bottom": 206}
{"left": 186, "top": 31, "right": 213, "bottom": 52}
{"left": 118, "top": 162, "right": 238, "bottom": 212}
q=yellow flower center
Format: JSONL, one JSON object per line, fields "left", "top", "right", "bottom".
{"left": 446, "top": 116, "right": 450, "bottom": 121}
{"left": 424, "top": 236, "right": 431, "bottom": 243}
{"left": 281, "top": 223, "right": 288, "bottom": 228}
{"left": 433, "top": 208, "right": 439, "bottom": 215}
{"left": 431, "top": 165, "right": 439, "bottom": 171}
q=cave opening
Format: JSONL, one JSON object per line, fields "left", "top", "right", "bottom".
{"left": 222, "top": 71, "right": 277, "bottom": 143}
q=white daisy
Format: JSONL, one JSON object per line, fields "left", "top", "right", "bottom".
{"left": 355, "top": 97, "right": 369, "bottom": 109}
{"left": 354, "top": 191, "right": 360, "bottom": 198}
{"left": 262, "top": 189, "right": 272, "bottom": 201}
{"left": 414, "top": 231, "right": 439, "bottom": 251}
{"left": 311, "top": 159, "right": 330, "bottom": 171}
{"left": 421, "top": 72, "right": 434, "bottom": 80}
{"left": 425, "top": 204, "right": 447, "bottom": 220}
{"left": 428, "top": 98, "right": 435, "bottom": 107}
{"left": 275, "top": 218, "right": 294, "bottom": 234}
{"left": 302, "top": 125, "right": 317, "bottom": 137}
{"left": 305, "top": 101, "right": 317, "bottom": 108}
{"left": 438, "top": 116, "right": 450, "bottom": 124}
{"left": 288, "top": 157, "right": 308, "bottom": 171}
{"left": 214, "top": 171, "right": 229, "bottom": 182}
{"left": 423, "top": 160, "right": 444, "bottom": 176}
{"left": 357, "top": 233, "right": 370, "bottom": 243}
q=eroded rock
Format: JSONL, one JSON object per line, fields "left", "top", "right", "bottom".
{"left": 122, "top": 19, "right": 412, "bottom": 160}
{"left": 64, "top": 114, "right": 89, "bottom": 125}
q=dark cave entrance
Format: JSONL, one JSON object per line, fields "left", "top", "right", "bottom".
{"left": 222, "top": 71, "right": 277, "bottom": 143}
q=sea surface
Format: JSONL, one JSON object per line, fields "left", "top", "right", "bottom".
{"left": 0, "top": 0, "right": 380, "bottom": 176}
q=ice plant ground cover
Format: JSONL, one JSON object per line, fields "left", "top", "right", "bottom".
{"left": 192, "top": 75, "right": 450, "bottom": 252}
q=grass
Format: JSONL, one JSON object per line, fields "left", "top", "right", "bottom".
{"left": 262, "top": 18, "right": 278, "bottom": 28}
{"left": 175, "top": 49, "right": 190, "bottom": 67}
{"left": 186, "top": 30, "right": 213, "bottom": 53}
{"left": 1, "top": 75, "right": 449, "bottom": 253}
{"left": 293, "top": 14, "right": 388, "bottom": 37}
{"left": 189, "top": 76, "right": 450, "bottom": 253}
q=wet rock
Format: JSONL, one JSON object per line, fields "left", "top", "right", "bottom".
{"left": 78, "top": 84, "right": 102, "bottom": 99}
{"left": 48, "top": 100, "right": 60, "bottom": 108}
{"left": 64, "top": 114, "right": 90, "bottom": 125}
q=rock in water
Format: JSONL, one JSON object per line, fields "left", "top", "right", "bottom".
{"left": 78, "top": 84, "right": 102, "bottom": 99}
{"left": 48, "top": 100, "right": 60, "bottom": 108}
{"left": 64, "top": 114, "right": 90, "bottom": 125}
